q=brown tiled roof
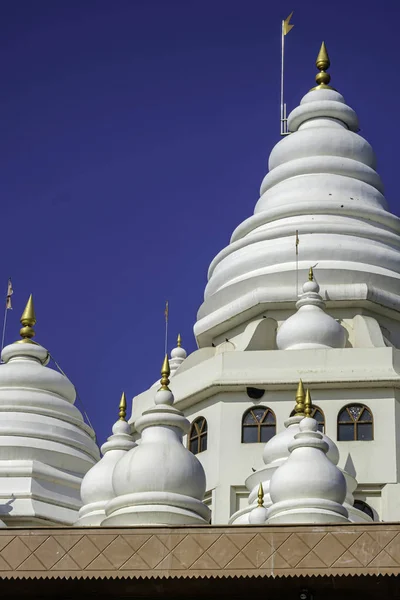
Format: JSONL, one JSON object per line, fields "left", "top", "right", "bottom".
{"left": 1, "top": 522, "right": 400, "bottom": 579}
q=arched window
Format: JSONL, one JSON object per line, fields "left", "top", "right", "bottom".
{"left": 290, "top": 406, "right": 325, "bottom": 433}
{"left": 337, "top": 404, "right": 373, "bottom": 441}
{"left": 242, "top": 406, "right": 276, "bottom": 443}
{"left": 354, "top": 499, "right": 374, "bottom": 520}
{"left": 188, "top": 417, "right": 207, "bottom": 454}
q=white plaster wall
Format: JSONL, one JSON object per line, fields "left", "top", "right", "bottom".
{"left": 131, "top": 346, "right": 400, "bottom": 524}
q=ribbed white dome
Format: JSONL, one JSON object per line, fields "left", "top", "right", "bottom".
{"left": 103, "top": 358, "right": 210, "bottom": 526}
{"left": 267, "top": 417, "right": 348, "bottom": 524}
{"left": 0, "top": 297, "right": 100, "bottom": 526}
{"left": 276, "top": 275, "right": 346, "bottom": 350}
{"left": 195, "top": 82, "right": 400, "bottom": 345}
{"left": 76, "top": 399, "right": 136, "bottom": 527}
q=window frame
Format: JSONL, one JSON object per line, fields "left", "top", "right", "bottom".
{"left": 241, "top": 406, "right": 276, "bottom": 444}
{"left": 337, "top": 403, "right": 374, "bottom": 441}
{"left": 188, "top": 417, "right": 208, "bottom": 455}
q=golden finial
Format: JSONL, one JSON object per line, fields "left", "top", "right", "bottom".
{"left": 308, "top": 266, "right": 314, "bottom": 281}
{"left": 119, "top": 392, "right": 127, "bottom": 421}
{"left": 17, "top": 294, "right": 36, "bottom": 343}
{"left": 305, "top": 389, "right": 313, "bottom": 417}
{"left": 257, "top": 482, "right": 264, "bottom": 508}
{"left": 177, "top": 333, "right": 182, "bottom": 348}
{"left": 311, "top": 41, "right": 334, "bottom": 91}
{"left": 159, "top": 354, "right": 171, "bottom": 391}
{"left": 294, "top": 379, "right": 306, "bottom": 415}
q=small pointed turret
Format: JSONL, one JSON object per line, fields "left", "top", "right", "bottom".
{"left": 294, "top": 379, "right": 305, "bottom": 415}
{"left": 159, "top": 354, "right": 170, "bottom": 390}
{"left": 119, "top": 392, "right": 127, "bottom": 421}
{"left": 311, "top": 41, "right": 334, "bottom": 91}
{"left": 103, "top": 354, "right": 211, "bottom": 526}
{"left": 249, "top": 482, "right": 268, "bottom": 524}
{"left": 17, "top": 295, "right": 36, "bottom": 343}
{"left": 305, "top": 389, "right": 312, "bottom": 417}
{"left": 170, "top": 333, "right": 188, "bottom": 377}
{"left": 276, "top": 269, "right": 346, "bottom": 350}
{"left": 76, "top": 392, "right": 136, "bottom": 526}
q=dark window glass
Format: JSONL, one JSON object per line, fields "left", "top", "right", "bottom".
{"left": 338, "top": 423, "right": 355, "bottom": 441}
{"left": 242, "top": 427, "right": 259, "bottom": 443}
{"left": 260, "top": 426, "right": 276, "bottom": 443}
{"left": 188, "top": 417, "right": 208, "bottom": 455}
{"left": 358, "top": 423, "right": 373, "bottom": 441}
{"left": 354, "top": 499, "right": 374, "bottom": 520}
{"left": 337, "top": 404, "right": 373, "bottom": 441}
{"left": 242, "top": 407, "right": 276, "bottom": 443}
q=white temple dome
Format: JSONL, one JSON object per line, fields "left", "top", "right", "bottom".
{"left": 0, "top": 295, "right": 99, "bottom": 525}
{"left": 104, "top": 357, "right": 210, "bottom": 525}
{"left": 267, "top": 416, "right": 348, "bottom": 524}
{"left": 194, "top": 50, "right": 399, "bottom": 345}
{"left": 76, "top": 393, "right": 136, "bottom": 526}
{"left": 276, "top": 270, "right": 346, "bottom": 350}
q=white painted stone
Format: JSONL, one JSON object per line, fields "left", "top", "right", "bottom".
{"left": 104, "top": 371, "right": 210, "bottom": 526}
{"left": 267, "top": 417, "right": 349, "bottom": 524}
{"left": 277, "top": 276, "right": 346, "bottom": 350}
{"left": 75, "top": 418, "right": 136, "bottom": 526}
{"left": 0, "top": 341, "right": 99, "bottom": 526}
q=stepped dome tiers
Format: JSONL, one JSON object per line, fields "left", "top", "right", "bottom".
{"left": 75, "top": 393, "right": 136, "bottom": 526}
{"left": 195, "top": 44, "right": 400, "bottom": 345}
{"left": 267, "top": 416, "right": 349, "bottom": 524}
{"left": 103, "top": 357, "right": 210, "bottom": 526}
{"left": 0, "top": 296, "right": 99, "bottom": 526}
{"left": 169, "top": 334, "right": 187, "bottom": 376}
{"left": 276, "top": 268, "right": 346, "bottom": 350}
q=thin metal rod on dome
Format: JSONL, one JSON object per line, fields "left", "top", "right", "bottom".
{"left": 0, "top": 278, "right": 13, "bottom": 358}
{"left": 281, "top": 12, "right": 294, "bottom": 136}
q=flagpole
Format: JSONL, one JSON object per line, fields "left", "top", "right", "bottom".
{"left": 280, "top": 12, "right": 293, "bottom": 136}
{"left": 280, "top": 18, "right": 285, "bottom": 135}
{"left": 0, "top": 302, "right": 7, "bottom": 356}
{"left": 164, "top": 301, "right": 169, "bottom": 356}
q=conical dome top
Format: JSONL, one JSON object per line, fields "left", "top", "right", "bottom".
{"left": 0, "top": 297, "right": 100, "bottom": 525}
{"left": 194, "top": 44, "right": 400, "bottom": 346}
{"left": 103, "top": 357, "right": 210, "bottom": 526}
{"left": 76, "top": 392, "right": 136, "bottom": 526}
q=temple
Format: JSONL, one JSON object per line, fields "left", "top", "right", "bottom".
{"left": 1, "top": 41, "right": 400, "bottom": 598}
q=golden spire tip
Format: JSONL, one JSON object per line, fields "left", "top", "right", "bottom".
{"left": 294, "top": 379, "right": 305, "bottom": 415}
{"left": 308, "top": 266, "right": 314, "bottom": 281}
{"left": 177, "top": 333, "right": 182, "bottom": 348}
{"left": 159, "top": 354, "right": 171, "bottom": 391}
{"left": 257, "top": 482, "right": 264, "bottom": 508}
{"left": 305, "top": 389, "right": 313, "bottom": 417}
{"left": 311, "top": 41, "right": 335, "bottom": 91}
{"left": 18, "top": 294, "right": 36, "bottom": 343}
{"left": 119, "top": 391, "right": 127, "bottom": 421}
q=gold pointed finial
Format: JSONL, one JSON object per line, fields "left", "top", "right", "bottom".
{"left": 257, "top": 482, "right": 264, "bottom": 508}
{"left": 159, "top": 354, "right": 171, "bottom": 391}
{"left": 294, "top": 379, "right": 306, "bottom": 415}
{"left": 305, "top": 389, "right": 313, "bottom": 417}
{"left": 311, "top": 41, "right": 334, "bottom": 91}
{"left": 18, "top": 294, "right": 36, "bottom": 343}
{"left": 177, "top": 333, "right": 182, "bottom": 348}
{"left": 119, "top": 392, "right": 127, "bottom": 421}
{"left": 308, "top": 266, "right": 314, "bottom": 281}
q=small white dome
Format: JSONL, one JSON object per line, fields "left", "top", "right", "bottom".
{"left": 169, "top": 334, "right": 187, "bottom": 376}
{"left": 76, "top": 393, "right": 136, "bottom": 526}
{"left": 276, "top": 271, "right": 346, "bottom": 350}
{"left": 267, "top": 416, "right": 348, "bottom": 524}
{"left": 103, "top": 357, "right": 210, "bottom": 526}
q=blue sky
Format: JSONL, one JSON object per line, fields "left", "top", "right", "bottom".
{"left": 0, "top": 0, "right": 398, "bottom": 445}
